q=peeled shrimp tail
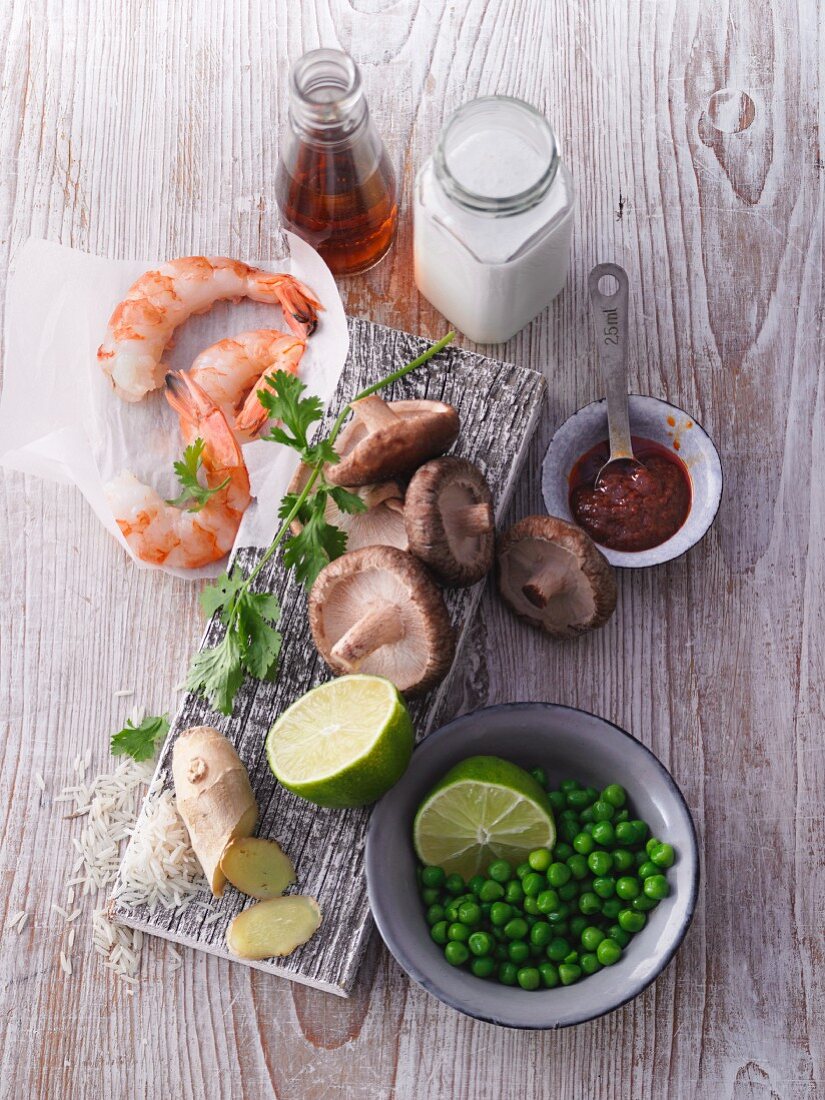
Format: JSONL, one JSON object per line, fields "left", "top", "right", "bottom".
{"left": 249, "top": 273, "right": 323, "bottom": 338}
{"left": 233, "top": 336, "right": 306, "bottom": 439}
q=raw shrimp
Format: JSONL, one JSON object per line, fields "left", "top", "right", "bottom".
{"left": 104, "top": 373, "right": 251, "bottom": 569}
{"left": 187, "top": 329, "right": 306, "bottom": 441}
{"left": 97, "top": 257, "right": 322, "bottom": 403}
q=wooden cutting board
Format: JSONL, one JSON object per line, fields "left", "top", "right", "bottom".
{"left": 111, "top": 317, "right": 547, "bottom": 996}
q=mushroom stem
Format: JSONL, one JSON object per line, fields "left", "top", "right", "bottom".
{"left": 351, "top": 395, "right": 399, "bottom": 431}
{"left": 330, "top": 604, "right": 405, "bottom": 669}
{"left": 453, "top": 502, "right": 494, "bottom": 537}
{"left": 521, "top": 562, "right": 570, "bottom": 609}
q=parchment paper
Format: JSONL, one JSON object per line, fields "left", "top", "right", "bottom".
{"left": 0, "top": 236, "right": 349, "bottom": 577}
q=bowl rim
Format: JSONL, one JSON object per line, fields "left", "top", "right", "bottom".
{"left": 542, "top": 394, "right": 724, "bottom": 569}
{"left": 365, "top": 700, "right": 700, "bottom": 1029}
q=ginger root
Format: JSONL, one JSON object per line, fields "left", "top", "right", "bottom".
{"left": 172, "top": 725, "right": 258, "bottom": 896}
{"left": 226, "top": 896, "right": 322, "bottom": 960}
{"left": 220, "top": 837, "right": 296, "bottom": 900}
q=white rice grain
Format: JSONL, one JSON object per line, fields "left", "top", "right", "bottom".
{"left": 59, "top": 951, "right": 72, "bottom": 976}
{"left": 35, "top": 773, "right": 46, "bottom": 792}
{"left": 114, "top": 688, "right": 135, "bottom": 698}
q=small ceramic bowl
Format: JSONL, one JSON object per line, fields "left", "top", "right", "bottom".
{"left": 365, "top": 703, "right": 699, "bottom": 1029}
{"left": 542, "top": 395, "right": 723, "bottom": 568}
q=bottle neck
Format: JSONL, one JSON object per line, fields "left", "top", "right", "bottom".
{"left": 288, "top": 48, "right": 368, "bottom": 142}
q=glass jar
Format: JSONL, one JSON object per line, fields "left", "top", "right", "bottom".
{"left": 276, "top": 49, "right": 398, "bottom": 276}
{"left": 414, "top": 96, "right": 574, "bottom": 343}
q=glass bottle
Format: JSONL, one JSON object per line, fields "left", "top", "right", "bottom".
{"left": 414, "top": 96, "right": 575, "bottom": 344}
{"left": 276, "top": 49, "right": 398, "bottom": 277}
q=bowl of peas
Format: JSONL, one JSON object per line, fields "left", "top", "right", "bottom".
{"left": 365, "top": 702, "right": 699, "bottom": 1029}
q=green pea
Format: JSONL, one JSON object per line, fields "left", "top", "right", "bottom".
{"left": 530, "top": 921, "right": 553, "bottom": 948}
{"left": 522, "top": 872, "right": 544, "bottom": 898}
{"left": 467, "top": 931, "right": 494, "bottom": 956}
{"left": 497, "top": 961, "right": 518, "bottom": 985}
{"left": 487, "top": 859, "right": 512, "bottom": 883}
{"left": 569, "top": 915, "right": 588, "bottom": 939}
{"left": 566, "top": 853, "right": 589, "bottom": 880}
{"left": 596, "top": 938, "right": 622, "bottom": 966}
{"left": 489, "top": 901, "right": 513, "bottom": 927}
{"left": 471, "top": 955, "right": 496, "bottom": 979}
{"left": 580, "top": 809, "right": 595, "bottom": 825}
{"left": 612, "top": 848, "right": 635, "bottom": 873}
{"left": 601, "top": 898, "right": 622, "bottom": 919}
{"left": 558, "top": 881, "right": 579, "bottom": 902}
{"left": 447, "top": 922, "right": 470, "bottom": 943}
{"left": 554, "top": 842, "right": 574, "bottom": 861}
{"left": 565, "top": 788, "right": 592, "bottom": 810}
{"left": 632, "top": 894, "right": 658, "bottom": 912}
{"left": 605, "top": 924, "right": 630, "bottom": 948}
{"left": 602, "top": 783, "right": 626, "bottom": 808}
{"left": 630, "top": 820, "right": 649, "bottom": 842}
{"left": 573, "top": 832, "right": 594, "bottom": 855}
{"left": 467, "top": 874, "right": 485, "bottom": 896}
{"left": 421, "top": 865, "right": 446, "bottom": 888}
{"left": 539, "top": 961, "right": 560, "bottom": 988}
{"left": 523, "top": 897, "right": 540, "bottom": 916}
{"left": 592, "top": 800, "right": 615, "bottom": 822}
{"left": 546, "top": 903, "right": 571, "bottom": 924}
{"left": 503, "top": 917, "right": 529, "bottom": 941}
{"left": 530, "top": 942, "right": 544, "bottom": 959}
{"left": 592, "top": 876, "right": 616, "bottom": 899}
{"left": 536, "top": 888, "right": 560, "bottom": 914}
{"left": 430, "top": 920, "right": 449, "bottom": 945}
{"left": 529, "top": 766, "right": 547, "bottom": 787}
{"left": 646, "top": 837, "right": 660, "bottom": 857}
{"left": 508, "top": 940, "right": 530, "bottom": 964}
{"left": 478, "top": 880, "right": 505, "bottom": 902}
{"left": 552, "top": 921, "right": 570, "bottom": 937}
{"left": 561, "top": 818, "right": 580, "bottom": 843}
{"left": 635, "top": 850, "right": 648, "bottom": 868}
{"left": 528, "top": 848, "right": 552, "bottom": 873}
{"left": 505, "top": 880, "right": 525, "bottom": 906}
{"left": 548, "top": 790, "right": 566, "bottom": 813}
{"left": 559, "top": 779, "right": 581, "bottom": 792}
{"left": 546, "top": 936, "right": 570, "bottom": 962}
{"left": 580, "top": 925, "right": 605, "bottom": 951}
{"left": 563, "top": 950, "right": 579, "bottom": 965}
{"left": 421, "top": 887, "right": 440, "bottom": 906}
{"left": 515, "top": 861, "right": 532, "bottom": 880}
{"left": 643, "top": 874, "right": 670, "bottom": 900}
{"left": 559, "top": 962, "right": 582, "bottom": 985}
{"left": 517, "top": 966, "right": 541, "bottom": 991}
{"left": 443, "top": 903, "right": 459, "bottom": 922}
{"left": 444, "top": 873, "right": 465, "bottom": 895}
{"left": 616, "top": 876, "right": 640, "bottom": 901}
{"left": 614, "top": 808, "right": 630, "bottom": 823}
{"left": 650, "top": 842, "right": 675, "bottom": 868}
{"left": 444, "top": 941, "right": 469, "bottom": 966}
{"left": 547, "top": 861, "right": 571, "bottom": 887}
{"left": 615, "top": 821, "right": 638, "bottom": 846}
{"left": 578, "top": 892, "right": 602, "bottom": 915}
{"left": 457, "top": 901, "right": 482, "bottom": 926}
{"left": 480, "top": 902, "right": 492, "bottom": 919}
{"left": 638, "top": 860, "right": 659, "bottom": 880}
{"left": 580, "top": 952, "right": 601, "bottom": 975}
{"left": 591, "top": 821, "right": 615, "bottom": 848}
{"left": 618, "top": 908, "right": 646, "bottom": 933}
{"left": 425, "top": 904, "right": 445, "bottom": 926}
{"left": 588, "top": 851, "right": 613, "bottom": 876}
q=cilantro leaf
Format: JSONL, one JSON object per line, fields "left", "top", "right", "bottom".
{"left": 303, "top": 439, "right": 339, "bottom": 467}
{"left": 329, "top": 486, "right": 368, "bottom": 515}
{"left": 187, "top": 631, "right": 245, "bottom": 716}
{"left": 258, "top": 371, "right": 325, "bottom": 456}
{"left": 110, "top": 714, "right": 170, "bottom": 762}
{"left": 282, "top": 491, "right": 348, "bottom": 588}
{"left": 166, "top": 438, "right": 230, "bottom": 512}
{"left": 236, "top": 590, "right": 282, "bottom": 681}
{"left": 200, "top": 567, "right": 246, "bottom": 621}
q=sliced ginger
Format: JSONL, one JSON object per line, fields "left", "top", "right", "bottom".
{"left": 226, "top": 896, "right": 322, "bottom": 960}
{"left": 220, "top": 837, "right": 296, "bottom": 900}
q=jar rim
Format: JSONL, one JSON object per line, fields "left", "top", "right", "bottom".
{"left": 434, "top": 96, "right": 559, "bottom": 215}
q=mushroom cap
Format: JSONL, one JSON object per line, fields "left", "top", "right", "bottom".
{"left": 404, "top": 457, "right": 495, "bottom": 586}
{"left": 497, "top": 515, "right": 617, "bottom": 638}
{"left": 308, "top": 546, "right": 456, "bottom": 696}
{"left": 327, "top": 398, "right": 460, "bottom": 487}
{"left": 287, "top": 464, "right": 408, "bottom": 552}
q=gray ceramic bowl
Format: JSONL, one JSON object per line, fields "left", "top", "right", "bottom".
{"left": 542, "top": 396, "right": 723, "bottom": 568}
{"left": 365, "top": 703, "right": 699, "bottom": 1029}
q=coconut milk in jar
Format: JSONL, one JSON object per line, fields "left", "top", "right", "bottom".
{"left": 414, "top": 96, "right": 574, "bottom": 344}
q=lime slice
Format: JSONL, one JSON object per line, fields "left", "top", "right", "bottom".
{"left": 413, "top": 756, "right": 556, "bottom": 879}
{"left": 266, "top": 675, "right": 414, "bottom": 808}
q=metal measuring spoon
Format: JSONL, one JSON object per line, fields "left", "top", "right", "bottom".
{"left": 587, "top": 262, "right": 642, "bottom": 484}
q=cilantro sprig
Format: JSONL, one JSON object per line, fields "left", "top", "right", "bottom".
{"left": 110, "top": 713, "right": 170, "bottom": 762}
{"left": 186, "top": 331, "right": 455, "bottom": 715}
{"left": 167, "top": 438, "right": 230, "bottom": 512}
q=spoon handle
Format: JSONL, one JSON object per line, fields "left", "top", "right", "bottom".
{"left": 588, "top": 263, "right": 633, "bottom": 461}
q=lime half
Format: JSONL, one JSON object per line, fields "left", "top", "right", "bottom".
{"left": 266, "top": 675, "right": 414, "bottom": 808}
{"left": 413, "top": 756, "right": 556, "bottom": 879}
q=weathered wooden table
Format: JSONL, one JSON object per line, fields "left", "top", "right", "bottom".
{"left": 1, "top": 2, "right": 822, "bottom": 1097}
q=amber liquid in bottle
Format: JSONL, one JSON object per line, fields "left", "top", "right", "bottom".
{"left": 276, "top": 49, "right": 398, "bottom": 277}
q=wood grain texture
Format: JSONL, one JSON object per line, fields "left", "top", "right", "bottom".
{"left": 0, "top": 0, "right": 822, "bottom": 1098}
{"left": 111, "top": 318, "right": 546, "bottom": 996}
